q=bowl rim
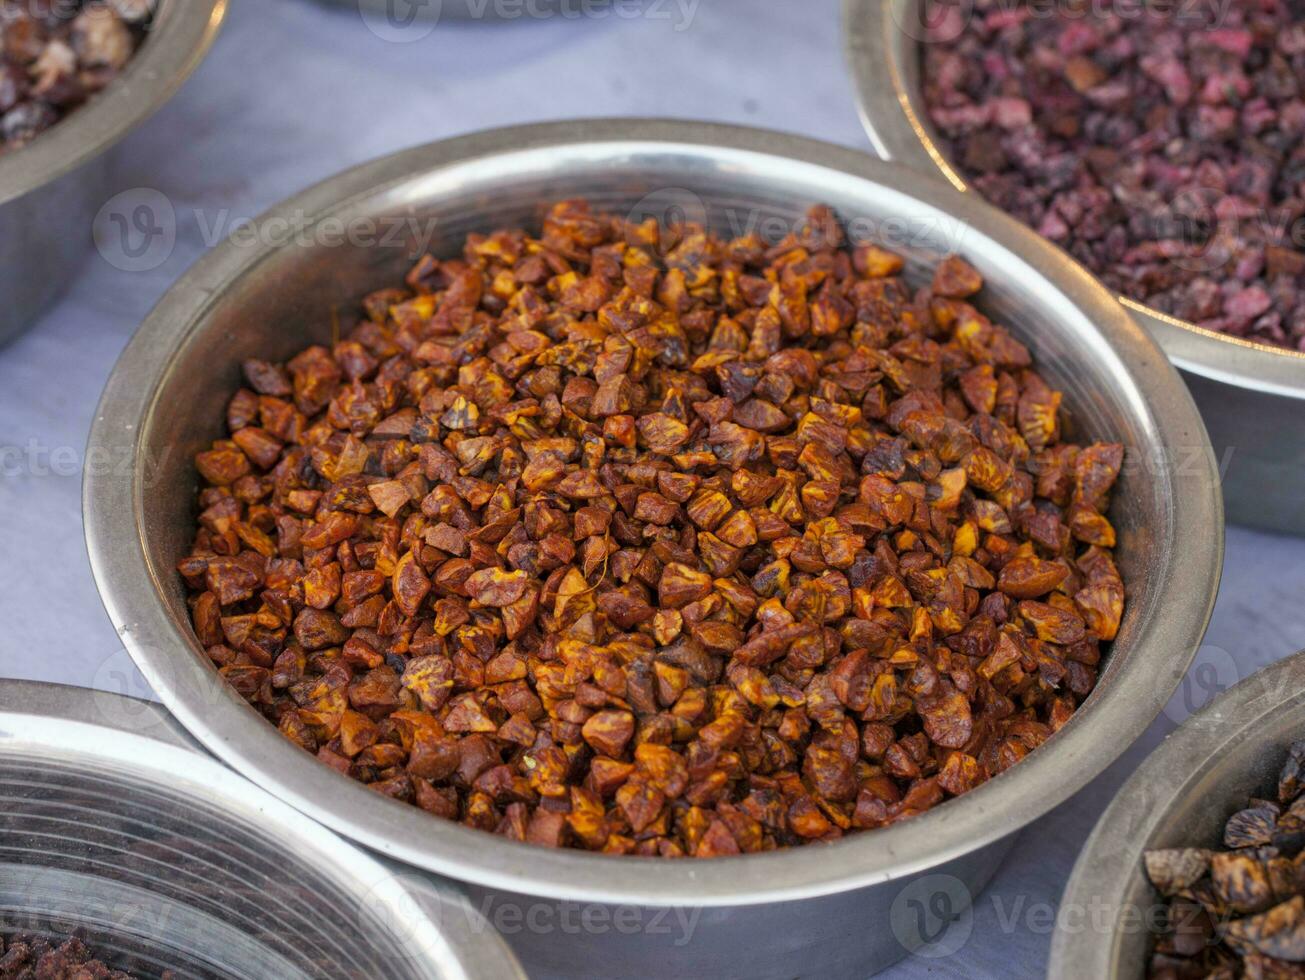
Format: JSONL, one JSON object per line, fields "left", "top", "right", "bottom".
{"left": 0, "top": 678, "right": 526, "bottom": 980}
{"left": 842, "top": 0, "right": 1305, "bottom": 400}
{"left": 0, "top": 0, "right": 227, "bottom": 209}
{"left": 1047, "top": 649, "right": 1305, "bottom": 976}
{"left": 83, "top": 117, "right": 1224, "bottom": 907}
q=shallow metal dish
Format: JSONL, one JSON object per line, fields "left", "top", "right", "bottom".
{"left": 0, "top": 0, "right": 225, "bottom": 346}
{"left": 84, "top": 118, "right": 1223, "bottom": 978}
{"left": 0, "top": 679, "right": 523, "bottom": 979}
{"left": 845, "top": 0, "right": 1305, "bottom": 535}
{"left": 1049, "top": 649, "right": 1305, "bottom": 977}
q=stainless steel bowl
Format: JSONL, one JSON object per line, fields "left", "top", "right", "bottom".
{"left": 0, "top": 0, "right": 225, "bottom": 346}
{"left": 845, "top": 0, "right": 1305, "bottom": 535}
{"left": 1048, "top": 649, "right": 1305, "bottom": 977}
{"left": 0, "top": 679, "right": 523, "bottom": 979}
{"left": 83, "top": 118, "right": 1224, "bottom": 979}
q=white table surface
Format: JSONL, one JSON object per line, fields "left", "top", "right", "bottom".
{"left": 1, "top": 0, "right": 1302, "bottom": 975}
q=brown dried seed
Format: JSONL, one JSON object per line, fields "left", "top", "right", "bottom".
{"left": 392, "top": 552, "right": 431, "bottom": 618}
{"left": 658, "top": 562, "right": 713, "bottom": 609}
{"left": 464, "top": 567, "right": 529, "bottom": 607}
{"left": 1144, "top": 848, "right": 1213, "bottom": 897}
{"left": 1212, "top": 851, "right": 1276, "bottom": 914}
{"left": 368, "top": 479, "right": 412, "bottom": 518}
{"left": 582, "top": 710, "right": 636, "bottom": 758}
{"left": 1018, "top": 600, "right": 1087, "bottom": 645}
{"left": 195, "top": 445, "right": 249, "bottom": 485}
{"left": 181, "top": 202, "right": 1124, "bottom": 860}
{"left": 1224, "top": 895, "right": 1305, "bottom": 961}
{"left": 637, "top": 413, "right": 690, "bottom": 453}
{"left": 998, "top": 557, "right": 1068, "bottom": 599}
{"left": 1226, "top": 807, "right": 1280, "bottom": 849}
{"left": 932, "top": 256, "right": 982, "bottom": 298}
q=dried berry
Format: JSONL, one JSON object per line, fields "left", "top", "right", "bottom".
{"left": 921, "top": 0, "right": 1305, "bottom": 351}
{"left": 182, "top": 200, "right": 1125, "bottom": 858}
{"left": 0, "top": 930, "right": 156, "bottom": 980}
{"left": 0, "top": 1, "right": 150, "bottom": 155}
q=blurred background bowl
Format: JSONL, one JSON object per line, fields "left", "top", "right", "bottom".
{"left": 0, "top": 0, "right": 225, "bottom": 347}
{"left": 844, "top": 0, "right": 1305, "bottom": 536}
{"left": 84, "top": 118, "right": 1223, "bottom": 979}
{"left": 1048, "top": 649, "right": 1305, "bottom": 977}
{"left": 0, "top": 679, "right": 523, "bottom": 980}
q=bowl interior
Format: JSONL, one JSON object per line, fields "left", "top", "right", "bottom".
{"left": 0, "top": 716, "right": 434, "bottom": 980}
{"left": 96, "top": 128, "right": 1219, "bottom": 903}
{"left": 1057, "top": 652, "right": 1305, "bottom": 976}
{"left": 142, "top": 142, "right": 1167, "bottom": 615}
{"left": 1116, "top": 707, "right": 1305, "bottom": 972}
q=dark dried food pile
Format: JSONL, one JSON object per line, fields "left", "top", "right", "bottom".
{"left": 0, "top": 933, "right": 145, "bottom": 979}
{"left": 180, "top": 200, "right": 1126, "bottom": 858}
{"left": 922, "top": 0, "right": 1305, "bottom": 351}
{"left": 0, "top": 0, "right": 152, "bottom": 154}
{"left": 1144, "top": 739, "right": 1305, "bottom": 976}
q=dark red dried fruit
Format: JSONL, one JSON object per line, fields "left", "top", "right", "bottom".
{"left": 921, "top": 0, "right": 1305, "bottom": 352}
{"left": 0, "top": 2, "right": 149, "bottom": 156}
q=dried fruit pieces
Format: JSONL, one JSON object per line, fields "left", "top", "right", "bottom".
{"left": 1144, "top": 739, "right": 1305, "bottom": 974}
{"left": 181, "top": 199, "right": 1126, "bottom": 858}
{"left": 0, "top": 930, "right": 155, "bottom": 979}
{"left": 921, "top": 0, "right": 1305, "bottom": 351}
{"left": 0, "top": 1, "right": 151, "bottom": 154}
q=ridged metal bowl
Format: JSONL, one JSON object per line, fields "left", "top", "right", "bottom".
{"left": 84, "top": 118, "right": 1223, "bottom": 979}
{"left": 1049, "top": 650, "right": 1305, "bottom": 977}
{"left": 0, "top": 680, "right": 523, "bottom": 980}
{"left": 0, "top": 0, "right": 225, "bottom": 346}
{"left": 844, "top": 0, "right": 1305, "bottom": 535}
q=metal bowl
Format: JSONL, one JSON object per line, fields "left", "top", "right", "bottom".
{"left": 845, "top": 0, "right": 1305, "bottom": 535}
{"left": 83, "top": 118, "right": 1224, "bottom": 979}
{"left": 1049, "top": 650, "right": 1305, "bottom": 977}
{"left": 0, "top": 679, "right": 523, "bottom": 979}
{"left": 0, "top": 0, "right": 225, "bottom": 347}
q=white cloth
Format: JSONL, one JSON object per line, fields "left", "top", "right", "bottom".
{"left": 1, "top": 0, "right": 1301, "bottom": 975}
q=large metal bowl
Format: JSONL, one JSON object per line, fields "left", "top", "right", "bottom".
{"left": 845, "top": 0, "right": 1305, "bottom": 535}
{"left": 0, "top": 679, "right": 523, "bottom": 979}
{"left": 83, "top": 118, "right": 1224, "bottom": 978}
{"left": 0, "top": 0, "right": 225, "bottom": 346}
{"left": 1048, "top": 649, "right": 1305, "bottom": 977}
